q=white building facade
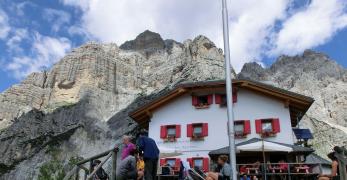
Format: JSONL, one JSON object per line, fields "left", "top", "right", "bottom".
{"left": 130, "top": 80, "right": 314, "bottom": 172}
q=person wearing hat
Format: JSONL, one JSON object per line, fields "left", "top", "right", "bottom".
{"left": 318, "top": 152, "right": 340, "bottom": 180}
{"left": 137, "top": 129, "right": 160, "bottom": 180}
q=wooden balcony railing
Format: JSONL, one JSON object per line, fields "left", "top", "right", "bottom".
{"left": 237, "top": 163, "right": 325, "bottom": 179}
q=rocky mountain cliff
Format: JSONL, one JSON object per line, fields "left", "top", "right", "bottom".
{"left": 0, "top": 30, "right": 227, "bottom": 179}
{"left": 238, "top": 50, "right": 347, "bottom": 154}
{"left": 0, "top": 30, "right": 346, "bottom": 179}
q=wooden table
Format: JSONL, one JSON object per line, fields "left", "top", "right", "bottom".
{"left": 246, "top": 167, "right": 259, "bottom": 174}
{"left": 294, "top": 166, "right": 310, "bottom": 173}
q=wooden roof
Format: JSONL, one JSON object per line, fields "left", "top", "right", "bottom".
{"left": 129, "top": 79, "right": 314, "bottom": 127}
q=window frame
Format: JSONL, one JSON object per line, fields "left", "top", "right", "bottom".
{"left": 234, "top": 121, "right": 245, "bottom": 137}
{"left": 166, "top": 125, "right": 177, "bottom": 138}
{"left": 187, "top": 123, "right": 208, "bottom": 140}
{"left": 192, "top": 95, "right": 213, "bottom": 109}
{"left": 193, "top": 124, "right": 203, "bottom": 137}
{"left": 255, "top": 118, "right": 280, "bottom": 137}
{"left": 188, "top": 157, "right": 209, "bottom": 172}
{"left": 160, "top": 125, "right": 181, "bottom": 141}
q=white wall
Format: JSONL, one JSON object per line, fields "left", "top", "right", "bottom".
{"left": 148, "top": 88, "right": 294, "bottom": 160}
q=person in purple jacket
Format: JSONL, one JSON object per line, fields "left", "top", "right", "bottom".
{"left": 121, "top": 135, "right": 136, "bottom": 160}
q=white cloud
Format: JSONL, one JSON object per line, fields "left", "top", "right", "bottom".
{"left": 6, "top": 28, "right": 28, "bottom": 52}
{"left": 0, "top": 9, "right": 10, "bottom": 39}
{"left": 271, "top": 0, "right": 347, "bottom": 56}
{"left": 228, "top": 0, "right": 290, "bottom": 71}
{"left": 59, "top": 0, "right": 290, "bottom": 72}
{"left": 43, "top": 8, "right": 71, "bottom": 32}
{"left": 61, "top": 0, "right": 347, "bottom": 72}
{"left": 6, "top": 33, "right": 71, "bottom": 79}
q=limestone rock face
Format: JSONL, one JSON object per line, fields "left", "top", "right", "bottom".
{"left": 120, "top": 30, "right": 165, "bottom": 51}
{"left": 239, "top": 50, "right": 347, "bottom": 156}
{"left": 0, "top": 31, "right": 227, "bottom": 179}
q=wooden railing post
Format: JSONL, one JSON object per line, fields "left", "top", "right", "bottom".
{"left": 111, "top": 149, "right": 117, "bottom": 180}
{"left": 74, "top": 166, "right": 80, "bottom": 180}
{"left": 89, "top": 160, "right": 93, "bottom": 174}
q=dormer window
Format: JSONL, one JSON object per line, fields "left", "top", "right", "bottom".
{"left": 255, "top": 118, "right": 280, "bottom": 137}
{"left": 192, "top": 95, "right": 213, "bottom": 109}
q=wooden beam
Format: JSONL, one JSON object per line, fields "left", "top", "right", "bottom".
{"left": 145, "top": 110, "right": 152, "bottom": 118}
{"left": 284, "top": 99, "right": 290, "bottom": 108}
{"left": 240, "top": 82, "right": 248, "bottom": 87}
{"left": 131, "top": 88, "right": 187, "bottom": 118}
{"left": 244, "top": 85, "right": 310, "bottom": 106}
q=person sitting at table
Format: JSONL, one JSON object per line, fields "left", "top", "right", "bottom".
{"left": 278, "top": 160, "right": 288, "bottom": 173}
{"left": 267, "top": 161, "right": 274, "bottom": 173}
{"left": 318, "top": 152, "right": 340, "bottom": 180}
{"left": 239, "top": 165, "right": 251, "bottom": 180}
{"left": 295, "top": 163, "right": 310, "bottom": 173}
{"left": 205, "top": 155, "right": 231, "bottom": 180}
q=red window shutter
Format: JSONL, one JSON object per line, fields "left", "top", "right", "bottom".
{"left": 255, "top": 119, "right": 262, "bottom": 134}
{"left": 215, "top": 94, "right": 221, "bottom": 104}
{"left": 192, "top": 96, "right": 198, "bottom": 106}
{"left": 207, "top": 95, "right": 213, "bottom": 105}
{"left": 187, "top": 124, "right": 193, "bottom": 137}
{"left": 232, "top": 88, "right": 237, "bottom": 103}
{"left": 187, "top": 158, "right": 193, "bottom": 167}
{"left": 175, "top": 158, "right": 181, "bottom": 170}
{"left": 272, "top": 118, "right": 280, "bottom": 133}
{"left": 202, "top": 123, "right": 208, "bottom": 137}
{"left": 160, "top": 159, "right": 166, "bottom": 166}
{"left": 176, "top": 125, "right": 181, "bottom": 138}
{"left": 203, "top": 158, "right": 209, "bottom": 172}
{"left": 160, "top": 125, "right": 167, "bottom": 138}
{"left": 244, "top": 120, "right": 251, "bottom": 134}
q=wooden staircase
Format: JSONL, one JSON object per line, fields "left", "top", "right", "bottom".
{"left": 63, "top": 148, "right": 118, "bottom": 180}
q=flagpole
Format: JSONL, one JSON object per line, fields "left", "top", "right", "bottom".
{"left": 221, "top": 0, "right": 237, "bottom": 179}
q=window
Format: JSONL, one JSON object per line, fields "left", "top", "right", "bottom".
{"left": 193, "top": 125, "right": 203, "bottom": 137}
{"left": 215, "top": 90, "right": 237, "bottom": 107}
{"left": 262, "top": 120, "right": 273, "bottom": 132}
{"left": 160, "top": 158, "right": 181, "bottom": 171}
{"left": 193, "top": 158, "right": 203, "bottom": 170}
{"left": 187, "top": 123, "right": 208, "bottom": 139}
{"left": 187, "top": 157, "right": 209, "bottom": 172}
{"left": 255, "top": 118, "right": 280, "bottom": 137}
{"left": 235, "top": 123, "right": 245, "bottom": 135}
{"left": 166, "top": 159, "right": 176, "bottom": 167}
{"left": 167, "top": 126, "right": 177, "bottom": 137}
{"left": 234, "top": 120, "right": 251, "bottom": 138}
{"left": 192, "top": 95, "right": 213, "bottom": 108}
{"left": 160, "top": 125, "right": 181, "bottom": 140}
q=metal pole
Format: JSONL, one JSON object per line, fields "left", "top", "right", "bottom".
{"left": 221, "top": 0, "right": 237, "bottom": 179}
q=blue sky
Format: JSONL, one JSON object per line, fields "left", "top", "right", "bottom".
{"left": 0, "top": 0, "right": 346, "bottom": 92}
